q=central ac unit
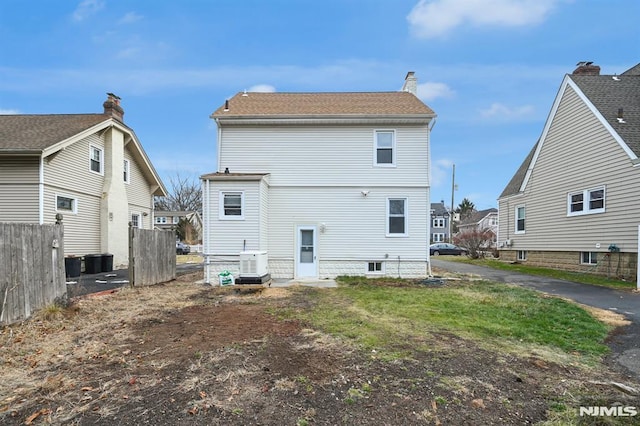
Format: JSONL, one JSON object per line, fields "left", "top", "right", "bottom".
{"left": 239, "top": 251, "right": 268, "bottom": 277}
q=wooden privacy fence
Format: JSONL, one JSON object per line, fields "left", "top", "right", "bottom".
{"left": 0, "top": 222, "right": 66, "bottom": 325}
{"left": 129, "top": 226, "right": 176, "bottom": 286}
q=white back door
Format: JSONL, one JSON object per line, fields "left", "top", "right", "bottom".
{"left": 296, "top": 225, "right": 317, "bottom": 278}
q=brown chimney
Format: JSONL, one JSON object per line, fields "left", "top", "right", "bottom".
{"left": 103, "top": 93, "right": 124, "bottom": 121}
{"left": 572, "top": 61, "right": 600, "bottom": 76}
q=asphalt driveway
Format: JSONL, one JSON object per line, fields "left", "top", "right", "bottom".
{"left": 431, "top": 258, "right": 640, "bottom": 380}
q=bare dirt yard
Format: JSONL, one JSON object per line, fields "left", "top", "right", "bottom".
{"left": 1, "top": 271, "right": 639, "bottom": 425}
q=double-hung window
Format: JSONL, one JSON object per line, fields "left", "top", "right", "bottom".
{"left": 432, "top": 233, "right": 445, "bottom": 242}
{"left": 515, "top": 206, "right": 525, "bottom": 234}
{"left": 432, "top": 218, "right": 445, "bottom": 228}
{"left": 220, "top": 191, "right": 244, "bottom": 220}
{"left": 387, "top": 198, "right": 407, "bottom": 236}
{"left": 131, "top": 213, "right": 141, "bottom": 228}
{"left": 374, "top": 130, "right": 395, "bottom": 166}
{"left": 90, "top": 146, "right": 103, "bottom": 174}
{"left": 568, "top": 186, "right": 605, "bottom": 216}
{"left": 155, "top": 216, "right": 167, "bottom": 224}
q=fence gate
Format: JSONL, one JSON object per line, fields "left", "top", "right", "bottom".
{"left": 0, "top": 222, "right": 66, "bottom": 325}
{"left": 129, "top": 226, "right": 176, "bottom": 287}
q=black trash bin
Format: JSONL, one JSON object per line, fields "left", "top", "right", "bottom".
{"left": 101, "top": 253, "right": 114, "bottom": 272}
{"left": 84, "top": 254, "right": 102, "bottom": 274}
{"left": 64, "top": 256, "right": 81, "bottom": 278}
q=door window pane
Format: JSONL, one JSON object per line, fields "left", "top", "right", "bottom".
{"left": 300, "top": 230, "right": 314, "bottom": 263}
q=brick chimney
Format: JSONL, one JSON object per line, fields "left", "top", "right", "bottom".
{"left": 103, "top": 93, "right": 124, "bottom": 121}
{"left": 572, "top": 62, "right": 600, "bottom": 76}
{"left": 402, "top": 71, "right": 418, "bottom": 95}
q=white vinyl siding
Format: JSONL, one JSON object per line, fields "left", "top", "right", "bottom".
{"left": 0, "top": 157, "right": 40, "bottom": 222}
{"left": 217, "top": 125, "right": 429, "bottom": 187}
{"left": 498, "top": 84, "right": 640, "bottom": 252}
{"left": 124, "top": 148, "right": 154, "bottom": 225}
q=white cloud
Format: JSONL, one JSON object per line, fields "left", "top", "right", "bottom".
{"left": 72, "top": 0, "right": 105, "bottom": 22}
{"left": 0, "top": 108, "right": 20, "bottom": 114}
{"left": 248, "top": 84, "right": 276, "bottom": 93}
{"left": 480, "top": 102, "right": 535, "bottom": 121}
{"left": 417, "top": 82, "right": 454, "bottom": 102}
{"left": 431, "top": 158, "right": 455, "bottom": 188}
{"left": 407, "top": 0, "right": 559, "bottom": 39}
{"left": 118, "top": 12, "right": 143, "bottom": 25}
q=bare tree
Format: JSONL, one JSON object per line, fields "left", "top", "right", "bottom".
{"left": 453, "top": 228, "right": 495, "bottom": 259}
{"left": 155, "top": 173, "right": 201, "bottom": 213}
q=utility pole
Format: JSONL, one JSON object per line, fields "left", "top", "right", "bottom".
{"left": 450, "top": 164, "right": 455, "bottom": 243}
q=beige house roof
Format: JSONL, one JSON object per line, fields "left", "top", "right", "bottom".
{"left": 0, "top": 114, "right": 111, "bottom": 153}
{"left": 211, "top": 92, "right": 435, "bottom": 118}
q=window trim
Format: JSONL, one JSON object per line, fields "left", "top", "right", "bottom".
{"left": 515, "top": 205, "right": 525, "bottom": 234}
{"left": 219, "top": 191, "right": 245, "bottom": 220}
{"left": 432, "top": 233, "right": 445, "bottom": 243}
{"left": 386, "top": 197, "right": 408, "bottom": 237}
{"left": 131, "top": 212, "right": 142, "bottom": 229}
{"left": 155, "top": 216, "right": 167, "bottom": 224}
{"left": 432, "top": 218, "right": 445, "bottom": 228}
{"left": 373, "top": 129, "right": 396, "bottom": 167}
{"left": 567, "top": 186, "right": 605, "bottom": 216}
{"left": 366, "top": 261, "right": 385, "bottom": 275}
{"left": 123, "top": 159, "right": 130, "bottom": 184}
{"left": 55, "top": 193, "right": 78, "bottom": 215}
{"left": 89, "top": 145, "right": 104, "bottom": 175}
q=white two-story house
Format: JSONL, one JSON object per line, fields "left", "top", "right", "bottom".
{"left": 202, "top": 72, "right": 436, "bottom": 282}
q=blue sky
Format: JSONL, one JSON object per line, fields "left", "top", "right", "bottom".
{"left": 1, "top": 0, "right": 638, "bottom": 210}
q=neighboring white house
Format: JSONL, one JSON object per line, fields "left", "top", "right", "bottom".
{"left": 202, "top": 72, "right": 436, "bottom": 282}
{"left": 0, "top": 94, "right": 167, "bottom": 267}
{"left": 457, "top": 208, "right": 498, "bottom": 248}
{"left": 498, "top": 62, "right": 640, "bottom": 278}
{"left": 154, "top": 210, "right": 203, "bottom": 244}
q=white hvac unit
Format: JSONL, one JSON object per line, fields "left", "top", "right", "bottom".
{"left": 239, "top": 251, "right": 268, "bottom": 277}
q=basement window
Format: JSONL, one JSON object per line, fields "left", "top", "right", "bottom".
{"left": 56, "top": 194, "right": 77, "bottom": 214}
{"left": 367, "top": 262, "right": 384, "bottom": 274}
{"left": 581, "top": 252, "right": 598, "bottom": 265}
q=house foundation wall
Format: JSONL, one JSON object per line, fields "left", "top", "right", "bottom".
{"left": 500, "top": 250, "right": 637, "bottom": 280}
{"left": 204, "top": 257, "right": 428, "bottom": 284}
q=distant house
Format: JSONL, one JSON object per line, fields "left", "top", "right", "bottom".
{"left": 457, "top": 208, "right": 498, "bottom": 247}
{"left": 498, "top": 62, "right": 640, "bottom": 278}
{"left": 430, "top": 201, "right": 452, "bottom": 243}
{"left": 0, "top": 94, "right": 167, "bottom": 267}
{"left": 155, "top": 210, "right": 203, "bottom": 244}
{"left": 202, "top": 72, "right": 436, "bottom": 280}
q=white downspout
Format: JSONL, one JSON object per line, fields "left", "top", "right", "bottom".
{"left": 204, "top": 178, "right": 211, "bottom": 284}
{"left": 39, "top": 156, "right": 44, "bottom": 224}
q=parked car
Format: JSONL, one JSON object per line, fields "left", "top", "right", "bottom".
{"left": 430, "top": 243, "right": 467, "bottom": 256}
{"left": 176, "top": 241, "right": 191, "bottom": 255}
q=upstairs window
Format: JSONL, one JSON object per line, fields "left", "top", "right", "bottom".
{"left": 432, "top": 218, "right": 445, "bottom": 228}
{"left": 568, "top": 186, "right": 605, "bottom": 216}
{"left": 172, "top": 216, "right": 180, "bottom": 224}
{"left": 155, "top": 216, "right": 167, "bottom": 224}
{"left": 220, "top": 191, "right": 244, "bottom": 220}
{"left": 90, "top": 146, "right": 103, "bottom": 174}
{"left": 374, "top": 130, "right": 395, "bottom": 166}
{"left": 515, "top": 206, "right": 525, "bottom": 234}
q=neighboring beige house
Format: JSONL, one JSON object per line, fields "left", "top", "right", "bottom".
{"left": 154, "top": 210, "right": 203, "bottom": 244}
{"left": 0, "top": 94, "right": 167, "bottom": 267}
{"left": 498, "top": 62, "right": 640, "bottom": 278}
{"left": 202, "top": 72, "right": 436, "bottom": 282}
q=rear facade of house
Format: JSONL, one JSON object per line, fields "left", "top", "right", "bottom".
{"left": 498, "top": 62, "right": 640, "bottom": 278}
{"left": 202, "top": 73, "right": 436, "bottom": 281}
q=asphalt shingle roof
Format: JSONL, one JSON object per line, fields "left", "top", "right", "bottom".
{"left": 0, "top": 114, "right": 111, "bottom": 153}
{"left": 211, "top": 92, "right": 435, "bottom": 118}
{"left": 499, "top": 62, "right": 640, "bottom": 199}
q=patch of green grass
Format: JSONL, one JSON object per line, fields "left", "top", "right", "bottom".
{"left": 289, "top": 278, "right": 610, "bottom": 362}
{"left": 445, "top": 257, "right": 635, "bottom": 290}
